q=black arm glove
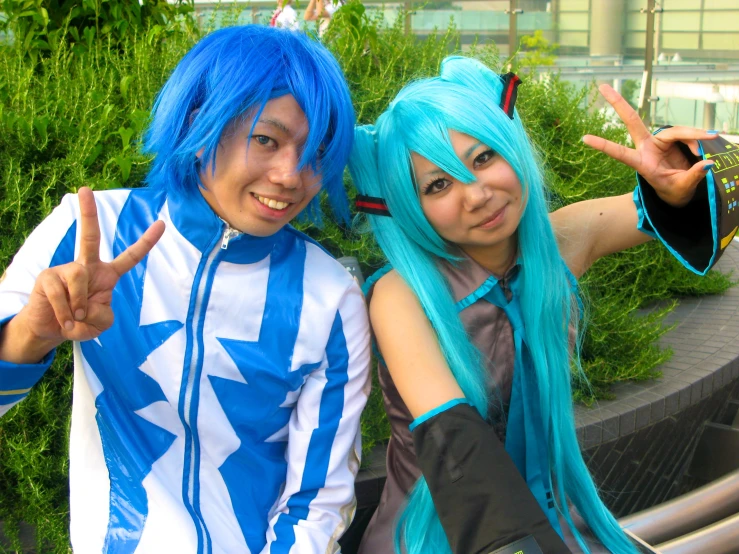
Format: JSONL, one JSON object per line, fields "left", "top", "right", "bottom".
{"left": 411, "top": 403, "right": 571, "bottom": 554}
{"left": 635, "top": 131, "right": 739, "bottom": 275}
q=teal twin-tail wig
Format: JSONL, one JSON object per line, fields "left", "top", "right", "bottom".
{"left": 348, "top": 56, "right": 636, "bottom": 554}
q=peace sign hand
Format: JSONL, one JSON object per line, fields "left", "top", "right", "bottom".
{"left": 20, "top": 187, "right": 165, "bottom": 346}
{"left": 582, "top": 84, "right": 717, "bottom": 208}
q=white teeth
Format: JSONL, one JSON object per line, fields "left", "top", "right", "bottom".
{"left": 255, "top": 194, "right": 289, "bottom": 211}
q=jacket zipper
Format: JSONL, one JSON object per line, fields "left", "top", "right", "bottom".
{"left": 221, "top": 225, "right": 240, "bottom": 249}
{"left": 183, "top": 223, "right": 240, "bottom": 552}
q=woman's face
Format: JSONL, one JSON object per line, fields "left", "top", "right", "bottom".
{"left": 412, "top": 130, "right": 524, "bottom": 265}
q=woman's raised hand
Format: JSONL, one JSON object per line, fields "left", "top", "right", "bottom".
{"left": 20, "top": 187, "right": 165, "bottom": 345}
{"left": 583, "top": 84, "right": 717, "bottom": 207}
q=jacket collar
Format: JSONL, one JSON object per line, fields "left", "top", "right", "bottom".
{"left": 167, "top": 188, "right": 281, "bottom": 263}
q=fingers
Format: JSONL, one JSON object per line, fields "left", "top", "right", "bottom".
{"left": 109, "top": 220, "right": 166, "bottom": 276}
{"left": 686, "top": 159, "right": 715, "bottom": 189}
{"left": 81, "top": 303, "right": 115, "bottom": 336}
{"left": 35, "top": 267, "right": 114, "bottom": 340}
{"left": 78, "top": 187, "right": 102, "bottom": 266}
{"left": 38, "top": 263, "right": 91, "bottom": 332}
{"left": 582, "top": 134, "right": 641, "bottom": 169}
{"left": 655, "top": 159, "right": 716, "bottom": 208}
{"left": 60, "top": 263, "right": 90, "bottom": 323}
{"left": 598, "top": 84, "right": 651, "bottom": 147}
{"left": 653, "top": 126, "right": 719, "bottom": 156}
{"left": 37, "top": 269, "right": 75, "bottom": 332}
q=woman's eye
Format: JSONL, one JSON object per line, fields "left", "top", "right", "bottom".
{"left": 423, "top": 178, "right": 451, "bottom": 195}
{"left": 473, "top": 149, "right": 496, "bottom": 167}
{"left": 253, "top": 135, "right": 276, "bottom": 148}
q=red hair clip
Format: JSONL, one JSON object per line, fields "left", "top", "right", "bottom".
{"left": 355, "top": 195, "right": 391, "bottom": 217}
{"left": 500, "top": 73, "right": 521, "bottom": 120}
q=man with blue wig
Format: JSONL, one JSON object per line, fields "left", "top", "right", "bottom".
{"left": 0, "top": 25, "right": 370, "bottom": 553}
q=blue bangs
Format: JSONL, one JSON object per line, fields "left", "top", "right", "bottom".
{"left": 372, "top": 63, "right": 541, "bottom": 262}
{"left": 143, "top": 25, "right": 354, "bottom": 224}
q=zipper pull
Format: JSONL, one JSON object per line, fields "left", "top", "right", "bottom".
{"left": 221, "top": 226, "right": 240, "bottom": 250}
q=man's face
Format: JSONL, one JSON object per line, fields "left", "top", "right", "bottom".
{"left": 198, "top": 94, "right": 322, "bottom": 237}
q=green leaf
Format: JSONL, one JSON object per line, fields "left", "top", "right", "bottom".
{"left": 147, "top": 24, "right": 163, "bottom": 45}
{"left": 22, "top": 26, "right": 38, "bottom": 53}
{"left": 129, "top": 109, "right": 150, "bottom": 134}
{"left": 83, "top": 143, "right": 104, "bottom": 167}
{"left": 119, "top": 75, "right": 133, "bottom": 99}
{"left": 82, "top": 25, "right": 95, "bottom": 49}
{"left": 101, "top": 104, "right": 116, "bottom": 123}
{"left": 118, "top": 126, "right": 135, "bottom": 151}
{"left": 33, "top": 116, "right": 49, "bottom": 144}
{"left": 114, "top": 155, "right": 133, "bottom": 182}
{"left": 16, "top": 116, "right": 31, "bottom": 137}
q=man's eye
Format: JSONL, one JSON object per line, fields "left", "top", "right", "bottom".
{"left": 474, "top": 149, "right": 496, "bottom": 167}
{"left": 254, "top": 135, "right": 275, "bottom": 147}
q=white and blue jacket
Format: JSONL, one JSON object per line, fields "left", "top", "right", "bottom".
{"left": 0, "top": 188, "right": 371, "bottom": 554}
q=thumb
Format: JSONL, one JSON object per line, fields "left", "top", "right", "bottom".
{"left": 684, "top": 160, "right": 715, "bottom": 191}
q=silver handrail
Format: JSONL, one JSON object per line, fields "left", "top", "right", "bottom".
{"left": 656, "top": 512, "right": 739, "bottom": 554}
{"left": 619, "top": 468, "right": 739, "bottom": 546}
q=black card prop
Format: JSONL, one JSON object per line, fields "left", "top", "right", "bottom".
{"left": 636, "top": 134, "right": 739, "bottom": 275}
{"left": 705, "top": 135, "right": 739, "bottom": 257}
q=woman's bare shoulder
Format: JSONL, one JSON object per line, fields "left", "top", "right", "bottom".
{"left": 369, "top": 270, "right": 422, "bottom": 323}
{"left": 368, "top": 269, "right": 464, "bottom": 418}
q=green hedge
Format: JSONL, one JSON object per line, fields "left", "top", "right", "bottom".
{"left": 0, "top": 4, "right": 732, "bottom": 551}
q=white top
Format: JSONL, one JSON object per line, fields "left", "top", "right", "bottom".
{"left": 272, "top": 5, "right": 299, "bottom": 31}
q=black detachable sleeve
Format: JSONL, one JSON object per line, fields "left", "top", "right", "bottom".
{"left": 634, "top": 132, "right": 739, "bottom": 275}
{"left": 411, "top": 403, "right": 571, "bottom": 554}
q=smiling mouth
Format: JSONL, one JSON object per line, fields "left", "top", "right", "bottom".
{"left": 476, "top": 205, "right": 507, "bottom": 228}
{"left": 253, "top": 193, "right": 292, "bottom": 211}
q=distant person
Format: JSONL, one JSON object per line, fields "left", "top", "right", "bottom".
{"left": 270, "top": 0, "right": 300, "bottom": 31}
{"left": 304, "top": 0, "right": 343, "bottom": 37}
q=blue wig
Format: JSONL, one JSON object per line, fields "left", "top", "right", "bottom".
{"left": 349, "top": 56, "right": 636, "bottom": 554}
{"left": 143, "top": 25, "right": 355, "bottom": 224}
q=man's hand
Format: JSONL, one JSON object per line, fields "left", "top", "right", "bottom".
{"left": 583, "top": 84, "right": 717, "bottom": 208}
{"left": 0, "top": 187, "right": 165, "bottom": 364}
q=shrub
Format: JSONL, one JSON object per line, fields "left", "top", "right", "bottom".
{"left": 0, "top": 18, "right": 200, "bottom": 554}
{"left": 0, "top": 0, "right": 194, "bottom": 61}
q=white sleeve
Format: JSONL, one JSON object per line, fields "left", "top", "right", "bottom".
{"left": 276, "top": 6, "right": 299, "bottom": 31}
{"left": 0, "top": 194, "right": 79, "bottom": 416}
{"left": 323, "top": 1, "right": 339, "bottom": 16}
{"left": 262, "top": 282, "right": 371, "bottom": 553}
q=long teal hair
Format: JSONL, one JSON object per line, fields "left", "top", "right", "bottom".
{"left": 349, "top": 56, "right": 636, "bottom": 554}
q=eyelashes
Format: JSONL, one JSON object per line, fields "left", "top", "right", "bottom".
{"left": 422, "top": 149, "right": 497, "bottom": 195}
{"left": 423, "top": 178, "right": 451, "bottom": 195}
{"left": 253, "top": 135, "right": 277, "bottom": 149}
{"left": 474, "top": 149, "right": 496, "bottom": 166}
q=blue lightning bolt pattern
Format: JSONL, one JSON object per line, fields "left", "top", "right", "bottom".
{"left": 79, "top": 189, "right": 183, "bottom": 554}
{"left": 209, "top": 234, "right": 321, "bottom": 554}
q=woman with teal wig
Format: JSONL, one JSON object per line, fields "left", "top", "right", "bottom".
{"left": 350, "top": 56, "right": 719, "bottom": 554}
